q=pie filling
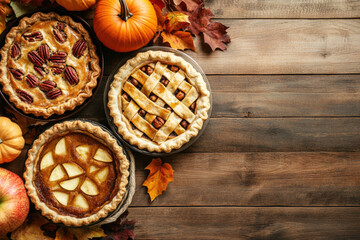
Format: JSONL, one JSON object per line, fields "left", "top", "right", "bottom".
{"left": 120, "top": 61, "right": 199, "bottom": 144}
{"left": 34, "top": 132, "right": 120, "bottom": 218}
{"left": 7, "top": 20, "right": 92, "bottom": 108}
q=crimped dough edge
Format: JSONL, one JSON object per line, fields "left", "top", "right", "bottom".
{"left": 23, "top": 120, "right": 130, "bottom": 227}
{"left": 0, "top": 12, "right": 101, "bottom": 119}
{"left": 108, "top": 50, "right": 211, "bottom": 153}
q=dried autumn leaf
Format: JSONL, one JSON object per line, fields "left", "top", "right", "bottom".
{"left": 68, "top": 227, "right": 106, "bottom": 239}
{"left": 102, "top": 210, "right": 136, "bottom": 240}
{"left": 152, "top": 2, "right": 166, "bottom": 43}
{"left": 55, "top": 227, "right": 74, "bottom": 240}
{"left": 165, "top": 11, "right": 190, "bottom": 32}
{"left": 0, "top": 14, "right": 6, "bottom": 34}
{"left": 162, "top": 30, "right": 196, "bottom": 52}
{"left": 149, "top": 0, "right": 165, "bottom": 10}
{"left": 173, "top": 0, "right": 200, "bottom": 12}
{"left": 172, "top": 0, "right": 230, "bottom": 51}
{"left": 142, "top": 158, "right": 174, "bottom": 201}
{"left": 11, "top": 213, "right": 52, "bottom": 240}
{"left": 18, "top": 0, "right": 45, "bottom": 6}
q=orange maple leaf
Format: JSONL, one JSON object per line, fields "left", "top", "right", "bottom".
{"left": 143, "top": 158, "right": 174, "bottom": 202}
{"left": 165, "top": 11, "right": 190, "bottom": 32}
{"left": 161, "top": 30, "right": 196, "bottom": 52}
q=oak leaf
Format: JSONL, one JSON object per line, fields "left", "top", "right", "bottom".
{"left": 142, "top": 158, "right": 174, "bottom": 201}
{"left": 68, "top": 227, "right": 106, "bottom": 239}
{"left": 173, "top": 0, "right": 200, "bottom": 12}
{"left": 54, "top": 227, "right": 74, "bottom": 240}
{"left": 11, "top": 213, "right": 52, "bottom": 240}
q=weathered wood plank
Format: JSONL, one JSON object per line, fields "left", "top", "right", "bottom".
{"left": 128, "top": 207, "right": 360, "bottom": 239}
{"left": 212, "top": 92, "right": 360, "bottom": 117}
{"left": 80, "top": 0, "right": 360, "bottom": 19}
{"left": 101, "top": 19, "right": 360, "bottom": 75}
{"left": 206, "top": 75, "right": 360, "bottom": 93}
{"left": 132, "top": 152, "right": 360, "bottom": 206}
{"left": 206, "top": 0, "right": 360, "bottom": 19}
{"left": 186, "top": 118, "right": 360, "bottom": 152}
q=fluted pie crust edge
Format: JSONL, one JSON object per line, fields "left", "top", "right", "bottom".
{"left": 0, "top": 12, "right": 100, "bottom": 118}
{"left": 24, "top": 120, "right": 130, "bottom": 226}
{"left": 108, "top": 50, "right": 210, "bottom": 153}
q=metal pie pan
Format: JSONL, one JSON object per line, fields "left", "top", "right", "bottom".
{"left": 104, "top": 46, "right": 212, "bottom": 157}
{"left": 0, "top": 8, "right": 104, "bottom": 122}
{"left": 25, "top": 119, "right": 135, "bottom": 227}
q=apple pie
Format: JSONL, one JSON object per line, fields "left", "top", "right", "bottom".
{"left": 108, "top": 50, "right": 210, "bottom": 153}
{"left": 24, "top": 120, "right": 129, "bottom": 226}
{"left": 0, "top": 12, "right": 101, "bottom": 118}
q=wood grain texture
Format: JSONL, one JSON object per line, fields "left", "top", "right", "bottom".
{"left": 206, "top": 0, "right": 360, "bottom": 18}
{"left": 102, "top": 19, "right": 360, "bottom": 75}
{"left": 128, "top": 207, "right": 360, "bottom": 239}
{"left": 186, "top": 118, "right": 360, "bottom": 152}
{"left": 132, "top": 152, "right": 360, "bottom": 206}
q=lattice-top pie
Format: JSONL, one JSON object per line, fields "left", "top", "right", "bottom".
{"left": 108, "top": 50, "right": 210, "bottom": 152}
{"left": 24, "top": 121, "right": 129, "bottom": 226}
{"left": 0, "top": 12, "right": 100, "bottom": 118}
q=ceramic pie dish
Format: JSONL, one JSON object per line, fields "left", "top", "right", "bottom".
{"left": 107, "top": 48, "right": 211, "bottom": 153}
{"left": 0, "top": 11, "right": 101, "bottom": 119}
{"left": 24, "top": 120, "right": 130, "bottom": 226}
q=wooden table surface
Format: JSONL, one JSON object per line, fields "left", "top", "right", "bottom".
{"left": 2, "top": 1, "right": 360, "bottom": 239}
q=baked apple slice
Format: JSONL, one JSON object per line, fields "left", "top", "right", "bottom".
{"left": 80, "top": 178, "right": 99, "bottom": 196}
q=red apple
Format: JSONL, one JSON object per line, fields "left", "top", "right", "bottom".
{"left": 0, "top": 167, "right": 29, "bottom": 236}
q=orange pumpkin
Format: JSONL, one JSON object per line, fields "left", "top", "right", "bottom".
{"left": 0, "top": 117, "right": 25, "bottom": 164}
{"left": 93, "top": 0, "right": 157, "bottom": 52}
{"left": 56, "top": 0, "right": 97, "bottom": 11}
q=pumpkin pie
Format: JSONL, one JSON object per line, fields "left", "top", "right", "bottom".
{"left": 0, "top": 12, "right": 101, "bottom": 118}
{"left": 24, "top": 120, "right": 129, "bottom": 226}
{"left": 108, "top": 50, "right": 210, "bottom": 153}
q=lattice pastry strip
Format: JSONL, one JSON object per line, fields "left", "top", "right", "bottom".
{"left": 121, "top": 61, "right": 200, "bottom": 144}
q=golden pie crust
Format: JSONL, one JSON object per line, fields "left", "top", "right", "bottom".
{"left": 0, "top": 12, "right": 100, "bottom": 118}
{"left": 24, "top": 121, "right": 129, "bottom": 226}
{"left": 108, "top": 50, "right": 210, "bottom": 153}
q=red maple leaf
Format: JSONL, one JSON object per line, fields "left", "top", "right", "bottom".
{"left": 171, "top": 0, "right": 231, "bottom": 51}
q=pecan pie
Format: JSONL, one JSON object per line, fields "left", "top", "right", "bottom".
{"left": 24, "top": 121, "right": 129, "bottom": 226}
{"left": 0, "top": 12, "right": 100, "bottom": 118}
{"left": 108, "top": 50, "right": 210, "bottom": 153}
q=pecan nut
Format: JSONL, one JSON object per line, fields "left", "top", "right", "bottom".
{"left": 72, "top": 39, "right": 87, "bottom": 58}
{"left": 38, "top": 44, "right": 50, "bottom": 61}
{"left": 11, "top": 42, "right": 21, "bottom": 59}
{"left": 64, "top": 66, "right": 79, "bottom": 85}
{"left": 152, "top": 117, "right": 165, "bottom": 129}
{"left": 28, "top": 51, "right": 45, "bottom": 67}
{"left": 16, "top": 90, "right": 33, "bottom": 103}
{"left": 9, "top": 68, "right": 24, "bottom": 80}
{"left": 46, "top": 89, "right": 62, "bottom": 99}
{"left": 56, "top": 22, "right": 66, "bottom": 31}
{"left": 25, "top": 74, "right": 39, "bottom": 88}
{"left": 39, "top": 80, "right": 57, "bottom": 92}
{"left": 53, "top": 29, "right": 66, "bottom": 43}
{"left": 23, "top": 31, "right": 43, "bottom": 42}
{"left": 34, "top": 66, "right": 48, "bottom": 76}
{"left": 49, "top": 51, "right": 67, "bottom": 63}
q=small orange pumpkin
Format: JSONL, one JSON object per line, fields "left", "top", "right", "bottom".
{"left": 56, "top": 0, "right": 97, "bottom": 11}
{"left": 0, "top": 117, "right": 25, "bottom": 164}
{"left": 93, "top": 0, "right": 157, "bottom": 52}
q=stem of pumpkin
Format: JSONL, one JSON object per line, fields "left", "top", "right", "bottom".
{"left": 118, "top": 0, "right": 133, "bottom": 22}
